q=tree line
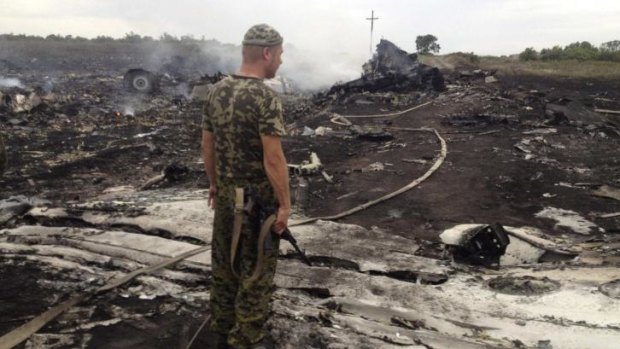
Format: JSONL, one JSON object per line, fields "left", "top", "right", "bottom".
{"left": 519, "top": 40, "right": 620, "bottom": 62}
{"left": 0, "top": 32, "right": 213, "bottom": 44}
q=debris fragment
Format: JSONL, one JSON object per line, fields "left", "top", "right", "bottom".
{"left": 440, "top": 224, "right": 510, "bottom": 268}
{"left": 301, "top": 126, "right": 314, "bottom": 136}
{"left": 545, "top": 100, "right": 607, "bottom": 126}
{"left": 522, "top": 128, "right": 558, "bottom": 135}
{"left": 0, "top": 196, "right": 49, "bottom": 224}
{"left": 594, "top": 108, "right": 620, "bottom": 115}
{"left": 123, "top": 68, "right": 159, "bottom": 93}
{"left": 321, "top": 170, "right": 334, "bottom": 183}
{"left": 329, "top": 113, "right": 352, "bottom": 126}
{"left": 599, "top": 279, "right": 620, "bottom": 299}
{"left": 592, "top": 185, "right": 620, "bottom": 202}
{"left": 443, "top": 113, "right": 519, "bottom": 127}
{"left": 9, "top": 91, "right": 42, "bottom": 113}
{"left": 328, "top": 39, "right": 445, "bottom": 95}
{"left": 139, "top": 163, "right": 189, "bottom": 191}
{"left": 535, "top": 207, "right": 598, "bottom": 235}
{"left": 314, "top": 126, "right": 332, "bottom": 136}
{"left": 401, "top": 158, "right": 427, "bottom": 164}
{"left": 288, "top": 152, "right": 322, "bottom": 176}
{"left": 441, "top": 224, "right": 577, "bottom": 266}
{"left": 488, "top": 276, "right": 560, "bottom": 295}
{"left": 336, "top": 191, "right": 358, "bottom": 200}
{"left": 351, "top": 125, "right": 394, "bottom": 141}
{"left": 362, "top": 162, "right": 385, "bottom": 172}
{"left": 134, "top": 127, "right": 167, "bottom": 138}
{"left": 484, "top": 76, "right": 498, "bottom": 84}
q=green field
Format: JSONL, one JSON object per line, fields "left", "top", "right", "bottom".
{"left": 420, "top": 53, "right": 620, "bottom": 79}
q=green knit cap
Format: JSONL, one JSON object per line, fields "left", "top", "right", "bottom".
{"left": 242, "top": 24, "right": 283, "bottom": 46}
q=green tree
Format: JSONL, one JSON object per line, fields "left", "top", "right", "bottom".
{"left": 563, "top": 42, "right": 598, "bottom": 61}
{"left": 539, "top": 45, "right": 563, "bottom": 61}
{"left": 45, "top": 34, "right": 62, "bottom": 41}
{"left": 601, "top": 40, "right": 620, "bottom": 52}
{"left": 519, "top": 47, "right": 538, "bottom": 61}
{"left": 92, "top": 35, "right": 115, "bottom": 43}
{"left": 121, "top": 31, "right": 143, "bottom": 43}
{"left": 180, "top": 35, "right": 196, "bottom": 42}
{"left": 416, "top": 34, "right": 441, "bottom": 54}
{"left": 160, "top": 32, "right": 179, "bottom": 42}
{"left": 599, "top": 40, "right": 620, "bottom": 61}
{"left": 565, "top": 41, "right": 597, "bottom": 51}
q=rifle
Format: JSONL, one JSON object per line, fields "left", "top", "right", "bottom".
{"left": 232, "top": 188, "right": 312, "bottom": 283}
{"left": 251, "top": 192, "right": 312, "bottom": 267}
{"left": 277, "top": 228, "right": 312, "bottom": 266}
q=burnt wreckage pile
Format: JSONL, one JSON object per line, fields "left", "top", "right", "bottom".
{"left": 2, "top": 35, "right": 620, "bottom": 349}
{"left": 123, "top": 56, "right": 227, "bottom": 95}
{"left": 329, "top": 39, "right": 445, "bottom": 95}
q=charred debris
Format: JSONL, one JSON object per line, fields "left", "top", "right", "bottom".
{"left": 327, "top": 39, "right": 446, "bottom": 95}
{"left": 1, "top": 37, "right": 620, "bottom": 349}
{"left": 1, "top": 37, "right": 619, "bottom": 255}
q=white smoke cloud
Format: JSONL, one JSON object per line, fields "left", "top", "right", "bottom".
{"left": 0, "top": 77, "right": 24, "bottom": 88}
{"left": 279, "top": 45, "right": 365, "bottom": 91}
{"left": 193, "top": 41, "right": 365, "bottom": 91}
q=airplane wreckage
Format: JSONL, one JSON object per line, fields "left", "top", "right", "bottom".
{"left": 1, "top": 39, "right": 620, "bottom": 348}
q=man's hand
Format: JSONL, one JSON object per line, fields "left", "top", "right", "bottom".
{"left": 208, "top": 186, "right": 217, "bottom": 209}
{"left": 273, "top": 206, "right": 290, "bottom": 235}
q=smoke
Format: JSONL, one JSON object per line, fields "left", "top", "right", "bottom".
{"left": 194, "top": 41, "right": 365, "bottom": 92}
{"left": 279, "top": 45, "right": 366, "bottom": 91}
{"left": 42, "top": 77, "right": 58, "bottom": 93}
{"left": 197, "top": 42, "right": 241, "bottom": 74}
{"left": 116, "top": 40, "right": 366, "bottom": 93}
{"left": 174, "top": 82, "right": 191, "bottom": 99}
{"left": 0, "top": 77, "right": 24, "bottom": 88}
{"left": 122, "top": 104, "right": 135, "bottom": 116}
{"left": 117, "top": 94, "right": 146, "bottom": 117}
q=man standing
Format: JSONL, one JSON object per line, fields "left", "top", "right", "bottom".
{"left": 201, "top": 24, "right": 290, "bottom": 349}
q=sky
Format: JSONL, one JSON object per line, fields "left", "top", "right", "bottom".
{"left": 1, "top": 0, "right": 619, "bottom": 56}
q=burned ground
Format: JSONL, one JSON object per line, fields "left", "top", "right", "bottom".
{"left": 1, "top": 40, "right": 620, "bottom": 349}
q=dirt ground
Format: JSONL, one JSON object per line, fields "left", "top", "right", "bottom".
{"left": 1, "top": 41, "right": 620, "bottom": 348}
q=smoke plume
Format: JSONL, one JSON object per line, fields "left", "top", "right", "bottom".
{"left": 0, "top": 77, "right": 24, "bottom": 88}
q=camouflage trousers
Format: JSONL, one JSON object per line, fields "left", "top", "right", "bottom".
{"left": 209, "top": 179, "right": 280, "bottom": 348}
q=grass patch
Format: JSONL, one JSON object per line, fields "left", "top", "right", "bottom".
{"left": 479, "top": 57, "right": 620, "bottom": 80}
{"left": 421, "top": 53, "right": 620, "bottom": 80}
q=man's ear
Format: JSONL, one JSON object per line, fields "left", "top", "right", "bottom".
{"left": 262, "top": 47, "right": 272, "bottom": 61}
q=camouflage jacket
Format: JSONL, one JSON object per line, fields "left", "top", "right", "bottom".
{"left": 202, "top": 75, "right": 285, "bottom": 182}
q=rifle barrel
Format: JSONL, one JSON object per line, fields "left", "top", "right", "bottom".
{"left": 282, "top": 229, "right": 312, "bottom": 266}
